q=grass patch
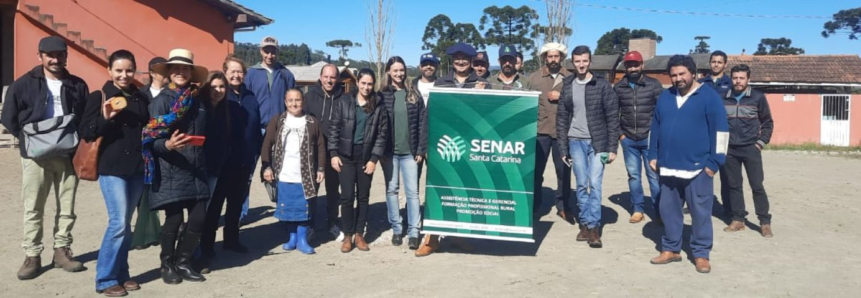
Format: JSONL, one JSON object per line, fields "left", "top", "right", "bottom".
{"left": 765, "top": 143, "right": 861, "bottom": 152}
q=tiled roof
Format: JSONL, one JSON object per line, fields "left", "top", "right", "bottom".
{"left": 201, "top": 0, "right": 273, "bottom": 28}
{"left": 288, "top": 61, "right": 328, "bottom": 83}
{"left": 727, "top": 55, "right": 861, "bottom": 84}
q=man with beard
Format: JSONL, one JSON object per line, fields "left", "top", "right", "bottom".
{"left": 417, "top": 42, "right": 487, "bottom": 258}
{"left": 613, "top": 51, "right": 664, "bottom": 224}
{"left": 557, "top": 45, "right": 620, "bottom": 249}
{"left": 2, "top": 36, "right": 88, "bottom": 280}
{"left": 412, "top": 52, "right": 439, "bottom": 104}
{"left": 720, "top": 64, "right": 774, "bottom": 237}
{"left": 524, "top": 42, "right": 573, "bottom": 223}
{"left": 472, "top": 51, "right": 491, "bottom": 79}
{"left": 648, "top": 55, "right": 728, "bottom": 274}
{"left": 304, "top": 64, "right": 347, "bottom": 240}
{"left": 698, "top": 50, "right": 732, "bottom": 97}
{"left": 492, "top": 44, "right": 523, "bottom": 90}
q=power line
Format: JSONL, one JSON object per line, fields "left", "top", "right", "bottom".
{"left": 576, "top": 3, "right": 831, "bottom": 20}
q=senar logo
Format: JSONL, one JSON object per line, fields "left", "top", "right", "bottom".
{"left": 437, "top": 135, "right": 467, "bottom": 162}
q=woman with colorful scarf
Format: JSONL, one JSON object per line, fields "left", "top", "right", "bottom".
{"left": 260, "top": 89, "right": 325, "bottom": 255}
{"left": 142, "top": 49, "right": 210, "bottom": 284}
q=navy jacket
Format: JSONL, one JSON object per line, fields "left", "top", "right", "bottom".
{"left": 698, "top": 73, "right": 732, "bottom": 97}
{"left": 226, "top": 84, "right": 262, "bottom": 169}
{"left": 648, "top": 85, "right": 729, "bottom": 173}
{"left": 244, "top": 62, "right": 295, "bottom": 128}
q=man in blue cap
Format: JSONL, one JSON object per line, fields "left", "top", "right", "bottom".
{"left": 433, "top": 43, "right": 488, "bottom": 89}
{"left": 412, "top": 52, "right": 439, "bottom": 104}
{"left": 492, "top": 44, "right": 523, "bottom": 90}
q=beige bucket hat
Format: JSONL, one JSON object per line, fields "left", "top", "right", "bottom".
{"left": 151, "top": 49, "right": 209, "bottom": 83}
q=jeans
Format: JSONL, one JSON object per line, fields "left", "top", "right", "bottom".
{"left": 339, "top": 145, "right": 372, "bottom": 235}
{"left": 568, "top": 139, "right": 605, "bottom": 229}
{"left": 721, "top": 144, "right": 771, "bottom": 224}
{"left": 382, "top": 154, "right": 420, "bottom": 238}
{"left": 534, "top": 135, "right": 571, "bottom": 214}
{"left": 20, "top": 156, "right": 78, "bottom": 256}
{"left": 621, "top": 137, "right": 660, "bottom": 216}
{"left": 95, "top": 175, "right": 144, "bottom": 291}
{"left": 660, "top": 172, "right": 714, "bottom": 259}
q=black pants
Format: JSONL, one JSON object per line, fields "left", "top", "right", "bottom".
{"left": 201, "top": 166, "right": 251, "bottom": 251}
{"left": 339, "top": 145, "right": 373, "bottom": 235}
{"left": 534, "top": 134, "right": 571, "bottom": 214}
{"left": 323, "top": 148, "right": 341, "bottom": 228}
{"left": 720, "top": 144, "right": 771, "bottom": 224}
{"left": 162, "top": 200, "right": 208, "bottom": 235}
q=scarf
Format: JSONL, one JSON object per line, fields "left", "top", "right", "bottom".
{"left": 141, "top": 83, "right": 197, "bottom": 184}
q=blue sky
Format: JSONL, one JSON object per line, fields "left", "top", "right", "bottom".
{"left": 235, "top": 0, "right": 861, "bottom": 67}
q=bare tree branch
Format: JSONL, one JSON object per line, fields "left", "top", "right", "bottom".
{"left": 365, "top": 0, "right": 396, "bottom": 88}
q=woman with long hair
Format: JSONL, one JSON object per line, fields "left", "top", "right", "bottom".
{"left": 329, "top": 68, "right": 388, "bottom": 253}
{"left": 80, "top": 49, "right": 149, "bottom": 296}
{"left": 143, "top": 49, "right": 211, "bottom": 284}
{"left": 260, "top": 89, "right": 326, "bottom": 255}
{"left": 379, "top": 56, "right": 427, "bottom": 249}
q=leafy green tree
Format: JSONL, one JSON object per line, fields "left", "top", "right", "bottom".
{"left": 822, "top": 7, "right": 861, "bottom": 39}
{"left": 693, "top": 36, "right": 711, "bottom": 54}
{"left": 595, "top": 28, "right": 662, "bottom": 55}
{"left": 479, "top": 5, "right": 540, "bottom": 54}
{"left": 422, "top": 14, "right": 486, "bottom": 75}
{"left": 326, "top": 39, "right": 362, "bottom": 61}
{"left": 754, "top": 38, "right": 805, "bottom": 55}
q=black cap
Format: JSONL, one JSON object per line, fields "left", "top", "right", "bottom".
{"left": 148, "top": 57, "right": 167, "bottom": 71}
{"left": 474, "top": 51, "right": 489, "bottom": 64}
{"left": 38, "top": 36, "right": 67, "bottom": 53}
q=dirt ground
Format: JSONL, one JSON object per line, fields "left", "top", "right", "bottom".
{"left": 0, "top": 148, "right": 859, "bottom": 297}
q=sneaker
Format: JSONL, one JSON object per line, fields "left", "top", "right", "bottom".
{"left": 392, "top": 234, "right": 404, "bottom": 246}
{"left": 329, "top": 225, "right": 344, "bottom": 242}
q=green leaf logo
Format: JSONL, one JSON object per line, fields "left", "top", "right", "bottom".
{"left": 437, "top": 135, "right": 467, "bottom": 162}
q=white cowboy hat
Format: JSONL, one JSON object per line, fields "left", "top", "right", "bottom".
{"left": 151, "top": 49, "right": 209, "bottom": 83}
{"left": 540, "top": 42, "right": 568, "bottom": 58}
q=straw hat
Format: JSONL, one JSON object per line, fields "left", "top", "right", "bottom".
{"left": 151, "top": 49, "right": 209, "bottom": 83}
{"left": 540, "top": 42, "right": 568, "bottom": 58}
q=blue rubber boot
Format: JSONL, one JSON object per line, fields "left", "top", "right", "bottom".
{"left": 282, "top": 223, "right": 297, "bottom": 251}
{"left": 296, "top": 225, "right": 315, "bottom": 255}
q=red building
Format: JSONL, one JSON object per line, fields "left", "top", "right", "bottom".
{"left": 0, "top": 0, "right": 272, "bottom": 90}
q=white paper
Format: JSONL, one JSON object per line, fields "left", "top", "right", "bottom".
{"left": 716, "top": 132, "right": 729, "bottom": 154}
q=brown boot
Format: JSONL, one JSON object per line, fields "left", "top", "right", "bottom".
{"left": 17, "top": 256, "right": 41, "bottom": 280}
{"left": 122, "top": 280, "right": 140, "bottom": 291}
{"left": 354, "top": 233, "right": 370, "bottom": 251}
{"left": 723, "top": 220, "right": 745, "bottom": 232}
{"left": 414, "top": 235, "right": 440, "bottom": 257}
{"left": 97, "top": 285, "right": 128, "bottom": 297}
{"left": 761, "top": 224, "right": 773, "bottom": 238}
{"left": 576, "top": 225, "right": 589, "bottom": 241}
{"left": 695, "top": 258, "right": 711, "bottom": 273}
{"left": 650, "top": 251, "right": 682, "bottom": 264}
{"left": 629, "top": 212, "right": 645, "bottom": 223}
{"left": 340, "top": 234, "right": 354, "bottom": 253}
{"left": 53, "top": 247, "right": 85, "bottom": 272}
{"left": 587, "top": 227, "right": 602, "bottom": 248}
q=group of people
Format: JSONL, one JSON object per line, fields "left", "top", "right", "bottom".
{"left": 1, "top": 33, "right": 775, "bottom": 296}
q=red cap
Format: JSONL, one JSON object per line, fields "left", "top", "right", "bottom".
{"left": 624, "top": 51, "right": 643, "bottom": 63}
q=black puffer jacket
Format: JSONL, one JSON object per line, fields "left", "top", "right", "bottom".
{"left": 304, "top": 80, "right": 347, "bottom": 138}
{"left": 614, "top": 75, "right": 663, "bottom": 141}
{"left": 380, "top": 85, "right": 427, "bottom": 156}
{"left": 723, "top": 87, "right": 774, "bottom": 147}
{"left": 328, "top": 94, "right": 388, "bottom": 163}
{"left": 557, "top": 72, "right": 621, "bottom": 154}
{"left": 148, "top": 88, "right": 210, "bottom": 210}
{"left": 79, "top": 81, "right": 149, "bottom": 176}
